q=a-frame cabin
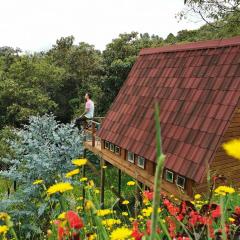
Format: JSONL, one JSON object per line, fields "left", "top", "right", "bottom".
{"left": 84, "top": 36, "right": 240, "bottom": 200}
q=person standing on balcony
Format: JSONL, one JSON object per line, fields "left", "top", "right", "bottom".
{"left": 75, "top": 93, "right": 94, "bottom": 129}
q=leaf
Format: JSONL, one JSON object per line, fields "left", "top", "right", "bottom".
{"left": 38, "top": 202, "right": 48, "bottom": 217}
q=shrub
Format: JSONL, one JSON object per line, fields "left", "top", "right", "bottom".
{"left": 0, "top": 114, "right": 83, "bottom": 238}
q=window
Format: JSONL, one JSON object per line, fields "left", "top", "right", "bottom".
{"left": 127, "top": 151, "right": 134, "bottom": 163}
{"left": 137, "top": 156, "right": 145, "bottom": 169}
{"left": 115, "top": 146, "right": 120, "bottom": 155}
{"left": 176, "top": 175, "right": 185, "bottom": 189}
{"left": 110, "top": 143, "right": 115, "bottom": 152}
{"left": 165, "top": 170, "right": 174, "bottom": 183}
{"left": 104, "top": 141, "right": 109, "bottom": 149}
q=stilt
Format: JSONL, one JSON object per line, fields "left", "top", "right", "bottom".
{"left": 134, "top": 181, "right": 142, "bottom": 217}
{"left": 100, "top": 158, "right": 105, "bottom": 209}
{"left": 118, "top": 169, "right": 121, "bottom": 196}
{"left": 14, "top": 181, "right": 17, "bottom": 192}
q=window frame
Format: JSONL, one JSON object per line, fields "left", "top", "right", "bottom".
{"left": 110, "top": 143, "right": 115, "bottom": 152}
{"left": 176, "top": 175, "right": 186, "bottom": 189}
{"left": 165, "top": 170, "right": 174, "bottom": 183}
{"left": 104, "top": 141, "right": 109, "bottom": 149}
{"left": 115, "top": 146, "right": 120, "bottom": 155}
{"left": 127, "top": 151, "right": 134, "bottom": 163}
{"left": 137, "top": 156, "right": 145, "bottom": 169}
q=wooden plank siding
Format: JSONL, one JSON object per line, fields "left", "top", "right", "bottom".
{"left": 84, "top": 141, "right": 191, "bottom": 200}
{"left": 193, "top": 108, "right": 240, "bottom": 194}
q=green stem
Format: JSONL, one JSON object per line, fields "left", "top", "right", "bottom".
{"left": 220, "top": 196, "right": 227, "bottom": 240}
{"left": 150, "top": 104, "right": 170, "bottom": 240}
{"left": 10, "top": 227, "right": 19, "bottom": 240}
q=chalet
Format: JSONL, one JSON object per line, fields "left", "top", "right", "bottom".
{"left": 84, "top": 36, "right": 240, "bottom": 200}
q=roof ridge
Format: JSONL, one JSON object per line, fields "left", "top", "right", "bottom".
{"left": 140, "top": 36, "right": 240, "bottom": 55}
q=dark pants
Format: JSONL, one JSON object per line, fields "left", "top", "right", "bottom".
{"left": 75, "top": 116, "right": 88, "bottom": 130}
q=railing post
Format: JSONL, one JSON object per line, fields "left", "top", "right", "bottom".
{"left": 92, "top": 121, "right": 96, "bottom": 147}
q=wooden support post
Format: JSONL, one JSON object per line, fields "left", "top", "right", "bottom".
{"left": 134, "top": 181, "right": 142, "bottom": 217}
{"left": 14, "top": 181, "right": 17, "bottom": 192}
{"left": 92, "top": 122, "right": 96, "bottom": 147}
{"left": 118, "top": 169, "right": 121, "bottom": 196}
{"left": 100, "top": 158, "right": 105, "bottom": 209}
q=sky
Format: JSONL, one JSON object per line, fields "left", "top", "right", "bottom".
{"left": 0, "top": 0, "right": 204, "bottom": 52}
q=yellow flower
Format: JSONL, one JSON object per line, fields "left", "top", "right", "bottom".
{"left": 194, "top": 194, "right": 201, "bottom": 200}
{"left": 129, "top": 217, "right": 134, "bottom": 222}
{"left": 80, "top": 177, "right": 88, "bottom": 182}
{"left": 58, "top": 212, "right": 66, "bottom": 220}
{"left": 127, "top": 181, "right": 135, "bottom": 186}
{"left": 89, "top": 180, "right": 95, "bottom": 187}
{"left": 122, "top": 212, "right": 128, "bottom": 216}
{"left": 77, "top": 206, "right": 83, "bottom": 211}
{"left": 110, "top": 227, "right": 132, "bottom": 240}
{"left": 95, "top": 189, "right": 100, "bottom": 194}
{"left": 229, "top": 217, "right": 235, "bottom": 223}
{"left": 102, "top": 165, "right": 107, "bottom": 169}
{"left": 0, "top": 225, "right": 9, "bottom": 234}
{"left": 46, "top": 182, "right": 73, "bottom": 195}
{"left": 223, "top": 139, "right": 240, "bottom": 160}
{"left": 137, "top": 215, "right": 143, "bottom": 220}
{"left": 65, "top": 169, "right": 80, "bottom": 178}
{"left": 33, "top": 179, "right": 43, "bottom": 185}
{"left": 0, "top": 213, "right": 10, "bottom": 221}
{"left": 214, "top": 186, "right": 235, "bottom": 195}
{"left": 88, "top": 233, "right": 97, "bottom": 240}
{"left": 79, "top": 196, "right": 84, "bottom": 200}
{"left": 97, "top": 209, "right": 113, "bottom": 217}
{"left": 72, "top": 158, "right": 88, "bottom": 166}
{"left": 142, "top": 207, "right": 153, "bottom": 217}
{"left": 85, "top": 200, "right": 93, "bottom": 210}
{"left": 102, "top": 219, "right": 121, "bottom": 227}
{"left": 122, "top": 200, "right": 129, "bottom": 205}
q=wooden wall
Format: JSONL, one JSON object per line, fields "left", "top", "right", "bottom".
{"left": 193, "top": 107, "right": 240, "bottom": 194}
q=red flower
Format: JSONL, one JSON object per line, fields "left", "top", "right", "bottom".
{"left": 66, "top": 211, "right": 84, "bottom": 230}
{"left": 235, "top": 206, "right": 240, "bottom": 215}
{"left": 53, "top": 220, "right": 68, "bottom": 240}
{"left": 166, "top": 217, "right": 176, "bottom": 238}
{"left": 211, "top": 205, "right": 221, "bottom": 219}
{"left": 132, "top": 221, "right": 144, "bottom": 240}
{"left": 143, "top": 191, "right": 153, "bottom": 201}
{"left": 188, "top": 211, "right": 199, "bottom": 226}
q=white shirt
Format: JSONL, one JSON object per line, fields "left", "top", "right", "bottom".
{"left": 85, "top": 99, "right": 94, "bottom": 118}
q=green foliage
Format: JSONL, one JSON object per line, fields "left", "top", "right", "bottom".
{"left": 99, "top": 32, "right": 164, "bottom": 114}
{"left": 48, "top": 36, "right": 104, "bottom": 120}
{"left": 0, "top": 54, "right": 65, "bottom": 127}
{"left": 0, "top": 126, "right": 17, "bottom": 161}
{"left": 0, "top": 114, "right": 83, "bottom": 238}
{"left": 181, "top": 0, "right": 240, "bottom": 27}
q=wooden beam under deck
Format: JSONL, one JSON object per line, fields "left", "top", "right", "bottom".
{"left": 84, "top": 141, "right": 191, "bottom": 200}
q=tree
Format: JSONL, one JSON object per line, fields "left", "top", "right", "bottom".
{"left": 48, "top": 37, "right": 104, "bottom": 120}
{"left": 99, "top": 32, "right": 164, "bottom": 114}
{"left": 181, "top": 0, "right": 240, "bottom": 27}
{"left": 0, "top": 54, "right": 65, "bottom": 127}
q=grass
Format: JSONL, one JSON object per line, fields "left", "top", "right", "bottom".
{"left": 72, "top": 150, "right": 134, "bottom": 209}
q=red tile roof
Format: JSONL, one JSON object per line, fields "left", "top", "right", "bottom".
{"left": 97, "top": 36, "right": 240, "bottom": 183}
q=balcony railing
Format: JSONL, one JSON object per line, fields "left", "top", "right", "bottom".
{"left": 83, "top": 117, "right": 104, "bottom": 147}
